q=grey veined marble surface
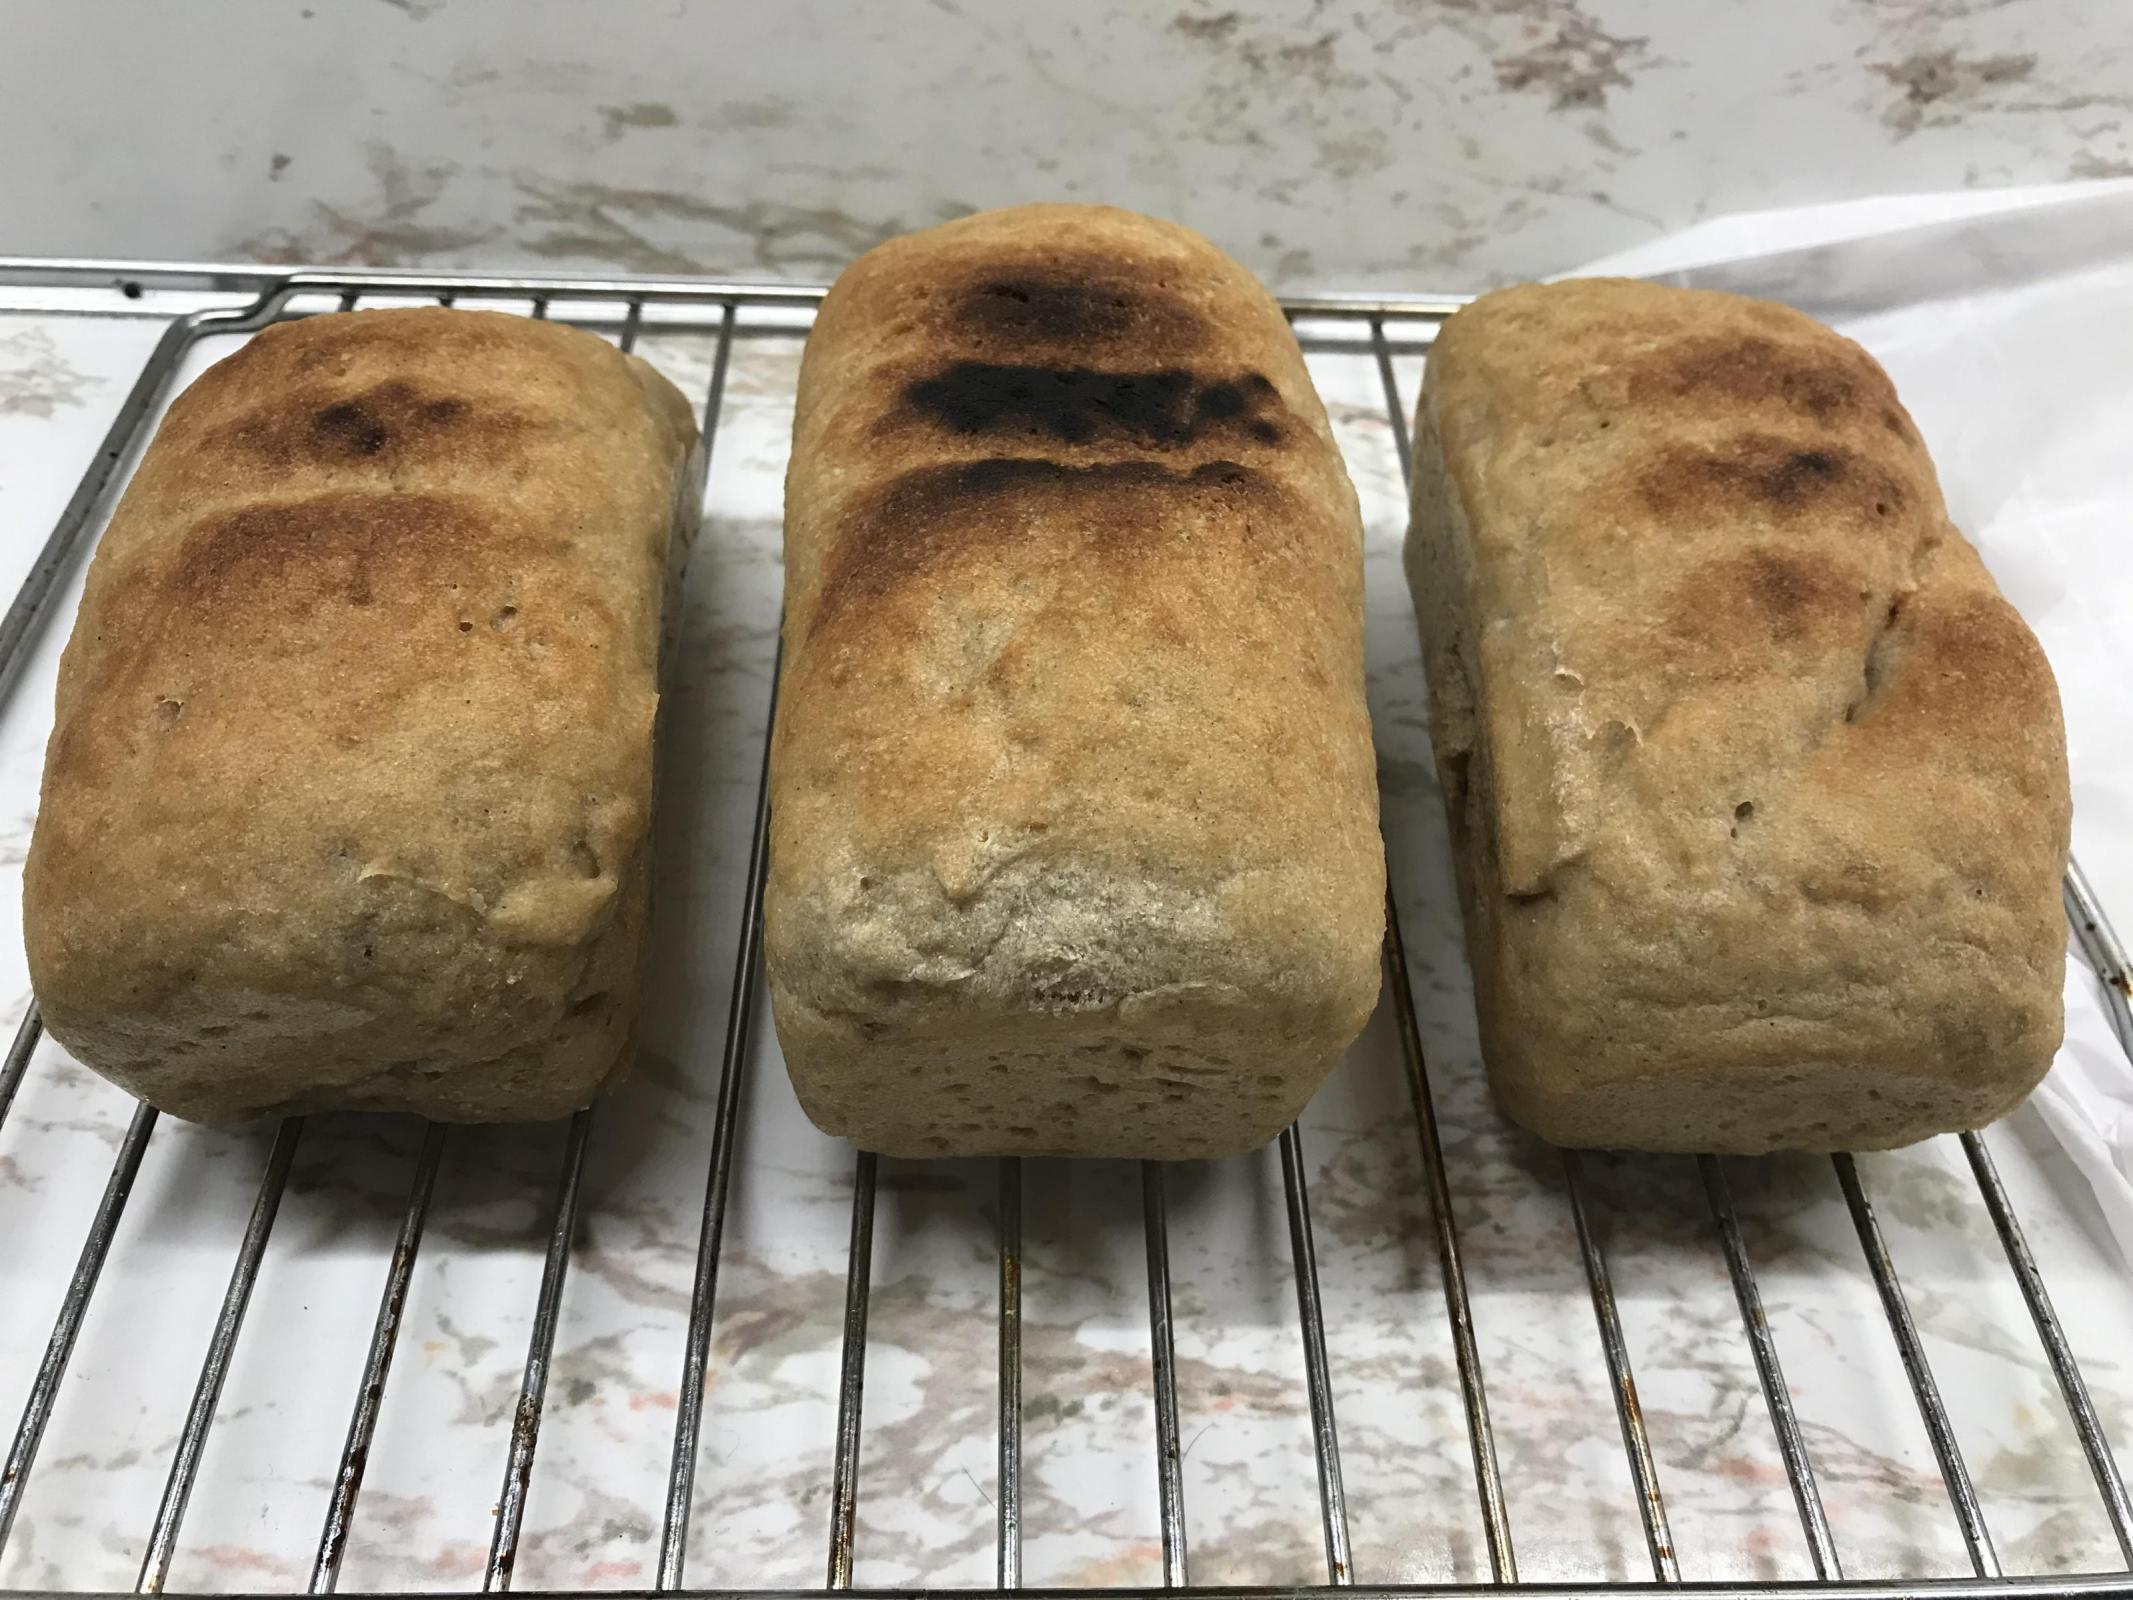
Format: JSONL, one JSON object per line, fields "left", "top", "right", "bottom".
{"left": 4, "top": 0, "right": 2132, "bottom": 287}
{"left": 0, "top": 291, "right": 2130, "bottom": 1592}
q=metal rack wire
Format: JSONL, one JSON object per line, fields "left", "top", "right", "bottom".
{"left": 0, "top": 260, "right": 2130, "bottom": 1599}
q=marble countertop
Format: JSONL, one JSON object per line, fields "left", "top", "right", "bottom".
{"left": 4, "top": 0, "right": 2133, "bottom": 291}
{"left": 0, "top": 283, "right": 2130, "bottom": 1595}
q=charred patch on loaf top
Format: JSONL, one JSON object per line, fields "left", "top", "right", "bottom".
{"left": 191, "top": 305, "right": 561, "bottom": 399}
{"left": 1657, "top": 546, "right": 1867, "bottom": 670}
{"left": 219, "top": 379, "right": 517, "bottom": 471}
{"left": 956, "top": 277, "right": 1139, "bottom": 342}
{"left": 1637, "top": 434, "right": 1910, "bottom": 525}
{"left": 812, "top": 456, "right": 1281, "bottom": 632}
{"left": 942, "top": 256, "right": 1210, "bottom": 349}
{"left": 167, "top": 490, "right": 505, "bottom": 617}
{"left": 899, "top": 363, "right": 1284, "bottom": 448}
{"left": 1743, "top": 547, "right": 1828, "bottom": 624}
{"left": 1625, "top": 333, "right": 1906, "bottom": 428}
{"left": 1725, "top": 547, "right": 1855, "bottom": 643}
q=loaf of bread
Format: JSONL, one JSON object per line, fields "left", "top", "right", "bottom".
{"left": 1405, "top": 278, "right": 2069, "bottom": 1153}
{"left": 766, "top": 204, "right": 1384, "bottom": 1159}
{"left": 23, "top": 308, "right": 699, "bottom": 1123}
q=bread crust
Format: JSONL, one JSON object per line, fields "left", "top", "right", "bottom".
{"left": 1405, "top": 278, "right": 2070, "bottom": 1152}
{"left": 23, "top": 307, "right": 699, "bottom": 1123}
{"left": 767, "top": 204, "right": 1384, "bottom": 1159}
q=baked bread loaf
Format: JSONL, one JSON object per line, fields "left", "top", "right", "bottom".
{"left": 766, "top": 203, "right": 1384, "bottom": 1159}
{"left": 24, "top": 307, "right": 699, "bottom": 1123}
{"left": 1405, "top": 278, "right": 2069, "bottom": 1153}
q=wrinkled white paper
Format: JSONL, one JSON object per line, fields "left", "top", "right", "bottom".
{"left": 1572, "top": 182, "right": 2133, "bottom": 1261}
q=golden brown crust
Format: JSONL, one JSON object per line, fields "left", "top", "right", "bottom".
{"left": 1405, "top": 277, "right": 2070, "bottom": 1153}
{"left": 766, "top": 203, "right": 1384, "bottom": 1159}
{"left": 23, "top": 307, "right": 698, "bottom": 1123}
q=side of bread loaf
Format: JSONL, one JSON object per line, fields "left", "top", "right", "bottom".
{"left": 23, "top": 308, "right": 699, "bottom": 1123}
{"left": 766, "top": 203, "right": 1384, "bottom": 1159}
{"left": 1405, "top": 278, "right": 2069, "bottom": 1153}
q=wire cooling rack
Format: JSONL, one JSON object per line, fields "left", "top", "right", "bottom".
{"left": 0, "top": 260, "right": 2130, "bottom": 1600}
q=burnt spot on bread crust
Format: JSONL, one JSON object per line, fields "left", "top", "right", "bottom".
{"left": 168, "top": 491, "right": 497, "bottom": 617}
{"left": 1638, "top": 434, "right": 1911, "bottom": 526}
{"left": 927, "top": 456, "right": 1259, "bottom": 496}
{"left": 82, "top": 485, "right": 619, "bottom": 764}
{"left": 942, "top": 257, "right": 1211, "bottom": 350}
{"left": 1625, "top": 333, "right": 1907, "bottom": 429}
{"left": 957, "top": 277, "right": 1141, "bottom": 342}
{"left": 1739, "top": 547, "right": 1832, "bottom": 639}
{"left": 812, "top": 456, "right": 1280, "bottom": 631}
{"left": 165, "top": 306, "right": 576, "bottom": 445}
{"left": 899, "top": 362, "right": 1284, "bottom": 448}
{"left": 313, "top": 400, "right": 394, "bottom": 456}
{"left": 1761, "top": 448, "right": 1843, "bottom": 500}
{"left": 220, "top": 379, "right": 511, "bottom": 471}
{"left": 1658, "top": 546, "right": 1869, "bottom": 668}
{"left": 314, "top": 387, "right": 468, "bottom": 456}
